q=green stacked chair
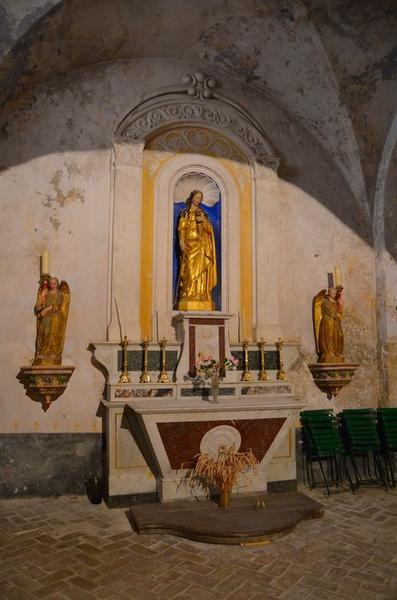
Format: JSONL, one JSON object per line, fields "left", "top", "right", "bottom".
{"left": 377, "top": 408, "right": 397, "bottom": 488}
{"left": 339, "top": 409, "right": 389, "bottom": 490}
{"left": 300, "top": 409, "right": 353, "bottom": 496}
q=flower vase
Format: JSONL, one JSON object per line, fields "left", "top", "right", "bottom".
{"left": 211, "top": 375, "right": 220, "bottom": 403}
{"left": 219, "top": 487, "right": 231, "bottom": 509}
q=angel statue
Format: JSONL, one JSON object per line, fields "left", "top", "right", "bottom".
{"left": 33, "top": 276, "right": 70, "bottom": 366}
{"left": 313, "top": 287, "right": 344, "bottom": 363}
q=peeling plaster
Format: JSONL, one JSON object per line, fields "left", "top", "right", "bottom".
{"left": 35, "top": 162, "right": 85, "bottom": 231}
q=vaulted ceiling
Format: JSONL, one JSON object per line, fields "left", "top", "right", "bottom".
{"left": 0, "top": 0, "right": 396, "bottom": 221}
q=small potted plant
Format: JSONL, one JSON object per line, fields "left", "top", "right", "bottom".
{"left": 185, "top": 444, "right": 257, "bottom": 509}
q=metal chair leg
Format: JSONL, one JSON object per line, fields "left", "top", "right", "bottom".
{"left": 318, "top": 458, "right": 330, "bottom": 497}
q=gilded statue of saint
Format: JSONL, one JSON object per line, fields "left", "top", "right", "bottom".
{"left": 313, "top": 287, "right": 344, "bottom": 363}
{"left": 33, "top": 277, "right": 70, "bottom": 366}
{"left": 176, "top": 189, "right": 217, "bottom": 311}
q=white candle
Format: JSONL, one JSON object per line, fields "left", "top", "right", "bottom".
{"left": 237, "top": 312, "right": 241, "bottom": 343}
{"left": 156, "top": 310, "right": 159, "bottom": 342}
{"left": 114, "top": 298, "right": 123, "bottom": 342}
{"left": 41, "top": 250, "right": 50, "bottom": 275}
{"left": 334, "top": 266, "right": 342, "bottom": 287}
{"left": 242, "top": 307, "right": 247, "bottom": 341}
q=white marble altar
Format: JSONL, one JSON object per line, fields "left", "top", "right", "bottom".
{"left": 94, "top": 337, "right": 304, "bottom": 503}
{"left": 125, "top": 390, "right": 304, "bottom": 502}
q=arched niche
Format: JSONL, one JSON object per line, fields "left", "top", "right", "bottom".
{"left": 108, "top": 91, "right": 282, "bottom": 343}
{"left": 151, "top": 151, "right": 240, "bottom": 342}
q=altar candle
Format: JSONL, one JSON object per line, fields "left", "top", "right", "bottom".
{"left": 156, "top": 310, "right": 159, "bottom": 342}
{"left": 334, "top": 266, "right": 342, "bottom": 287}
{"left": 242, "top": 307, "right": 247, "bottom": 341}
{"left": 115, "top": 298, "right": 124, "bottom": 342}
{"left": 238, "top": 312, "right": 241, "bottom": 343}
{"left": 41, "top": 250, "right": 49, "bottom": 275}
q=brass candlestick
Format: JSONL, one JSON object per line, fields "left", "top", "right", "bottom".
{"left": 158, "top": 337, "right": 170, "bottom": 383}
{"left": 118, "top": 336, "right": 131, "bottom": 383}
{"left": 241, "top": 339, "right": 252, "bottom": 381}
{"left": 276, "top": 338, "right": 287, "bottom": 381}
{"left": 257, "top": 338, "right": 268, "bottom": 381}
{"left": 139, "top": 336, "right": 151, "bottom": 383}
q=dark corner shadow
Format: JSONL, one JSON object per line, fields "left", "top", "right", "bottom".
{"left": 121, "top": 408, "right": 161, "bottom": 479}
{"left": 88, "top": 342, "right": 107, "bottom": 496}
{"left": 125, "top": 508, "right": 137, "bottom": 532}
{"left": 0, "top": 1, "right": 65, "bottom": 111}
{"left": 95, "top": 399, "right": 107, "bottom": 435}
{"left": 16, "top": 369, "right": 46, "bottom": 410}
{"left": 92, "top": 390, "right": 108, "bottom": 496}
{"left": 88, "top": 343, "right": 108, "bottom": 399}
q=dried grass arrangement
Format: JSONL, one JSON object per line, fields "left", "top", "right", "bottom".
{"left": 184, "top": 445, "right": 258, "bottom": 509}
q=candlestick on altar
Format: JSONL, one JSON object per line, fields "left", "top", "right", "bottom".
{"left": 334, "top": 265, "right": 342, "bottom": 288}
{"left": 241, "top": 339, "right": 252, "bottom": 382}
{"left": 139, "top": 336, "right": 151, "bottom": 383}
{"left": 118, "top": 336, "right": 132, "bottom": 383}
{"left": 158, "top": 337, "right": 170, "bottom": 383}
{"left": 156, "top": 310, "right": 159, "bottom": 342}
{"left": 40, "top": 250, "right": 50, "bottom": 276}
{"left": 257, "top": 337, "right": 268, "bottom": 381}
{"left": 275, "top": 338, "right": 287, "bottom": 381}
{"left": 237, "top": 312, "right": 241, "bottom": 343}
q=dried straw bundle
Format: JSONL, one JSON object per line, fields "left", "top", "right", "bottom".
{"left": 185, "top": 444, "right": 257, "bottom": 494}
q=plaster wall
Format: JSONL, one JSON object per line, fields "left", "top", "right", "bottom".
{"left": 279, "top": 180, "right": 377, "bottom": 410}
{"left": 379, "top": 136, "right": 397, "bottom": 406}
{"left": 0, "top": 57, "right": 379, "bottom": 434}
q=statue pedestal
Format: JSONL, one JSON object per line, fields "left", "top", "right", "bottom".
{"left": 173, "top": 312, "right": 234, "bottom": 380}
{"left": 308, "top": 362, "right": 359, "bottom": 399}
{"left": 18, "top": 364, "right": 75, "bottom": 412}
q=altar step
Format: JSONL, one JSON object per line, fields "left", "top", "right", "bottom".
{"left": 127, "top": 491, "right": 323, "bottom": 545}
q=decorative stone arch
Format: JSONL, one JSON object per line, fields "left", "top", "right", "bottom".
{"left": 108, "top": 85, "right": 283, "bottom": 342}
{"left": 115, "top": 94, "right": 280, "bottom": 173}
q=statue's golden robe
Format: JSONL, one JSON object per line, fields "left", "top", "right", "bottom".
{"left": 177, "top": 207, "right": 217, "bottom": 311}
{"left": 318, "top": 297, "right": 344, "bottom": 363}
{"left": 34, "top": 282, "right": 70, "bottom": 365}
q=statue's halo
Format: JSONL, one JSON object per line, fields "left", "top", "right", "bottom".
{"left": 174, "top": 172, "right": 220, "bottom": 207}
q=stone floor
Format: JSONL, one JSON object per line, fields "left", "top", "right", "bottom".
{"left": 1, "top": 487, "right": 397, "bottom": 600}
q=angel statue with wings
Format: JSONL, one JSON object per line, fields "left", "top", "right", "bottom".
{"left": 33, "top": 276, "right": 70, "bottom": 366}
{"left": 313, "top": 286, "right": 344, "bottom": 363}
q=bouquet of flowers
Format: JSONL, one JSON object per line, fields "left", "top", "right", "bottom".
{"left": 195, "top": 353, "right": 239, "bottom": 384}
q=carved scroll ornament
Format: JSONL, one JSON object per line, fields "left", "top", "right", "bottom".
{"left": 116, "top": 98, "right": 279, "bottom": 171}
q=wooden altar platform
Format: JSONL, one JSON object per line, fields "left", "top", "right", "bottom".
{"left": 128, "top": 491, "right": 323, "bottom": 545}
